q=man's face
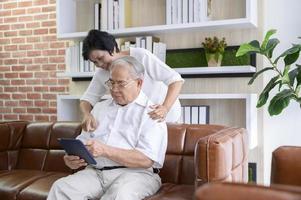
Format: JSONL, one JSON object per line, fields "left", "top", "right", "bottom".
{"left": 89, "top": 50, "right": 113, "bottom": 70}
{"left": 108, "top": 64, "right": 142, "bottom": 105}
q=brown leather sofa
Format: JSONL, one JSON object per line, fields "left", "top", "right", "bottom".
{"left": 0, "top": 121, "right": 248, "bottom": 200}
{"left": 195, "top": 146, "right": 301, "bottom": 200}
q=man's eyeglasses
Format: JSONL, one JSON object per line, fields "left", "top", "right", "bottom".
{"left": 105, "top": 79, "right": 135, "bottom": 90}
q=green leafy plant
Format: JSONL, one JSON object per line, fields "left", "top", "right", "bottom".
{"left": 236, "top": 29, "right": 301, "bottom": 116}
{"left": 202, "top": 36, "right": 227, "bottom": 54}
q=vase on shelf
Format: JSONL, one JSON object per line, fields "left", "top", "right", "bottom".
{"left": 205, "top": 53, "right": 223, "bottom": 67}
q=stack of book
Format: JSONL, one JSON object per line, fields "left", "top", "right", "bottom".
{"left": 65, "top": 37, "right": 167, "bottom": 73}
{"left": 65, "top": 42, "right": 96, "bottom": 73}
{"left": 94, "top": 0, "right": 132, "bottom": 30}
{"left": 179, "top": 105, "right": 210, "bottom": 124}
{"left": 117, "top": 36, "right": 167, "bottom": 62}
{"left": 166, "top": 0, "right": 210, "bottom": 24}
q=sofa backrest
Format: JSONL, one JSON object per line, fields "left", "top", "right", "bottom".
{"left": 0, "top": 121, "right": 27, "bottom": 171}
{"left": 0, "top": 122, "right": 248, "bottom": 186}
{"left": 16, "top": 122, "right": 82, "bottom": 173}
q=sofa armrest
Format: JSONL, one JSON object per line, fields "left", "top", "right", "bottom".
{"left": 195, "top": 183, "right": 301, "bottom": 200}
{"left": 194, "top": 127, "right": 248, "bottom": 187}
{"left": 271, "top": 146, "right": 301, "bottom": 187}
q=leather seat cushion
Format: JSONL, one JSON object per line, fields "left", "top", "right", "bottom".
{"left": 0, "top": 170, "right": 54, "bottom": 200}
{"left": 18, "top": 172, "right": 70, "bottom": 200}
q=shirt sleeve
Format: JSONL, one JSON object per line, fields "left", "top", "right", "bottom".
{"left": 140, "top": 48, "right": 184, "bottom": 85}
{"left": 76, "top": 102, "right": 102, "bottom": 142}
{"left": 135, "top": 119, "right": 168, "bottom": 168}
{"left": 80, "top": 70, "right": 107, "bottom": 106}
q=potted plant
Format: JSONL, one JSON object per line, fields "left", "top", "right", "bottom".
{"left": 236, "top": 29, "right": 301, "bottom": 115}
{"left": 202, "top": 36, "right": 227, "bottom": 67}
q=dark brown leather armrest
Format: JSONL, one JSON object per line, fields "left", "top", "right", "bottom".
{"left": 271, "top": 146, "right": 301, "bottom": 187}
{"left": 195, "top": 183, "right": 301, "bottom": 200}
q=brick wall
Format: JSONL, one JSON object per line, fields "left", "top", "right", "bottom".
{"left": 0, "top": 0, "right": 70, "bottom": 122}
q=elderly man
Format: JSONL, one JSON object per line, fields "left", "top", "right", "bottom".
{"left": 47, "top": 56, "right": 167, "bottom": 200}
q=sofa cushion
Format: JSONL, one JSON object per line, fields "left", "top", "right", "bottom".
{"left": 0, "top": 170, "right": 53, "bottom": 200}
{"left": 17, "top": 172, "right": 69, "bottom": 200}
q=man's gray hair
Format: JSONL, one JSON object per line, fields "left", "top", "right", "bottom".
{"left": 109, "top": 56, "right": 145, "bottom": 79}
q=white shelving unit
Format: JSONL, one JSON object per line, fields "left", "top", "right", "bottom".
{"left": 57, "top": 18, "right": 257, "bottom": 40}
{"left": 57, "top": 93, "right": 257, "bottom": 149}
{"left": 56, "top": 0, "right": 257, "bottom": 40}
{"left": 56, "top": 0, "right": 259, "bottom": 149}
{"left": 57, "top": 65, "right": 256, "bottom": 78}
{"left": 56, "top": 0, "right": 258, "bottom": 77}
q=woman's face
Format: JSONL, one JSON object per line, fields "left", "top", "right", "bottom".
{"left": 89, "top": 50, "right": 114, "bottom": 70}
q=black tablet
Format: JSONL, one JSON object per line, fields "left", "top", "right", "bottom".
{"left": 58, "top": 138, "right": 97, "bottom": 165}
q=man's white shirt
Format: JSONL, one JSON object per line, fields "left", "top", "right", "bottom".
{"left": 77, "top": 91, "right": 168, "bottom": 169}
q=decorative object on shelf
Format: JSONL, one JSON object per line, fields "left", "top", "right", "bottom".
{"left": 202, "top": 36, "right": 227, "bottom": 67}
{"left": 207, "top": 0, "right": 212, "bottom": 20}
{"left": 236, "top": 29, "right": 301, "bottom": 116}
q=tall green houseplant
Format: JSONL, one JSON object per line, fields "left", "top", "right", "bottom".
{"left": 236, "top": 29, "right": 301, "bottom": 116}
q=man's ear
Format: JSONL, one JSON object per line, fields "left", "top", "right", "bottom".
{"left": 137, "top": 79, "right": 143, "bottom": 88}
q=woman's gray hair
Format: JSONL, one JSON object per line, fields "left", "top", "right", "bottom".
{"left": 109, "top": 56, "right": 145, "bottom": 79}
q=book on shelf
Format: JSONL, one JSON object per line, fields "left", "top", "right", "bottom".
{"left": 146, "top": 36, "right": 160, "bottom": 53}
{"left": 113, "top": 0, "right": 119, "bottom": 29}
{"left": 71, "top": 44, "right": 79, "bottom": 73}
{"left": 153, "top": 42, "right": 167, "bottom": 62}
{"left": 193, "top": 0, "right": 200, "bottom": 22}
{"left": 119, "top": 0, "right": 132, "bottom": 28}
{"left": 94, "top": 3, "right": 101, "bottom": 30}
{"left": 135, "top": 37, "right": 142, "bottom": 48}
{"left": 177, "top": 0, "right": 182, "bottom": 24}
{"left": 108, "top": 0, "right": 114, "bottom": 30}
{"left": 79, "top": 42, "right": 84, "bottom": 72}
{"left": 140, "top": 38, "right": 146, "bottom": 49}
{"left": 182, "top": 0, "right": 188, "bottom": 23}
{"left": 188, "top": 0, "right": 193, "bottom": 23}
{"left": 101, "top": 0, "right": 108, "bottom": 30}
{"left": 180, "top": 105, "right": 210, "bottom": 124}
{"left": 171, "top": 0, "right": 178, "bottom": 24}
{"left": 166, "top": 0, "right": 172, "bottom": 24}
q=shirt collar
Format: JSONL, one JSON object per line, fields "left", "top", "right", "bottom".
{"left": 109, "top": 91, "right": 148, "bottom": 108}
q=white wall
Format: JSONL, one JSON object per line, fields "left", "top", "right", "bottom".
{"left": 262, "top": 0, "right": 301, "bottom": 184}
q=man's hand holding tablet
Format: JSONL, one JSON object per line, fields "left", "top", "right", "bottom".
{"left": 58, "top": 138, "right": 97, "bottom": 169}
